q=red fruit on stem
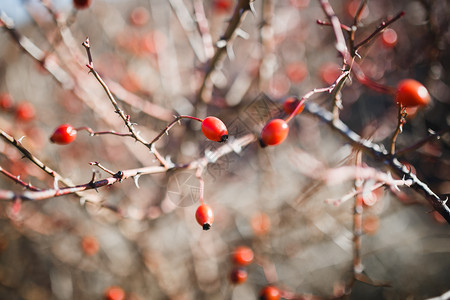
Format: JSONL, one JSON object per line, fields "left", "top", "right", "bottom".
{"left": 230, "top": 267, "right": 248, "bottom": 284}
{"left": 283, "top": 97, "right": 304, "bottom": 116}
{"left": 50, "top": 124, "right": 77, "bottom": 145}
{"left": 259, "top": 286, "right": 281, "bottom": 300}
{"left": 395, "top": 79, "right": 430, "bottom": 107}
{"left": 260, "top": 119, "right": 289, "bottom": 147}
{"left": 381, "top": 28, "right": 398, "bottom": 48}
{"left": 104, "top": 286, "right": 125, "bottom": 300}
{"left": 15, "top": 102, "right": 35, "bottom": 122}
{"left": 73, "top": 0, "right": 91, "bottom": 10}
{"left": 196, "top": 204, "right": 214, "bottom": 230}
{"left": 232, "top": 246, "right": 254, "bottom": 266}
{"left": 201, "top": 116, "right": 228, "bottom": 142}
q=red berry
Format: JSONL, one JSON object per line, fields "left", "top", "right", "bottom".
{"left": 259, "top": 286, "right": 281, "bottom": 300}
{"left": 232, "top": 246, "right": 254, "bottom": 266}
{"left": 104, "top": 286, "right": 125, "bottom": 300}
{"left": 381, "top": 28, "right": 398, "bottom": 48}
{"left": 0, "top": 93, "right": 13, "bottom": 111}
{"left": 283, "top": 97, "right": 304, "bottom": 116}
{"left": 195, "top": 204, "right": 214, "bottom": 230}
{"left": 230, "top": 267, "right": 248, "bottom": 284}
{"left": 395, "top": 79, "right": 430, "bottom": 107}
{"left": 73, "top": 0, "right": 91, "bottom": 10}
{"left": 201, "top": 116, "right": 228, "bottom": 142}
{"left": 260, "top": 119, "right": 289, "bottom": 147}
{"left": 15, "top": 102, "right": 35, "bottom": 122}
{"left": 50, "top": 124, "right": 77, "bottom": 145}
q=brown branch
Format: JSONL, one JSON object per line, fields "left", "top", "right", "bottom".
{"left": 354, "top": 11, "right": 405, "bottom": 51}
{"left": 149, "top": 115, "right": 203, "bottom": 146}
{"left": 317, "top": 0, "right": 352, "bottom": 64}
{"left": 0, "top": 134, "right": 257, "bottom": 201}
{"left": 82, "top": 37, "right": 170, "bottom": 168}
{"left": 304, "top": 101, "right": 450, "bottom": 224}
{"left": 390, "top": 105, "right": 407, "bottom": 154}
{"left": 0, "top": 129, "right": 73, "bottom": 187}
{"left": 197, "top": 0, "right": 256, "bottom": 103}
{"left": 0, "top": 166, "right": 41, "bottom": 191}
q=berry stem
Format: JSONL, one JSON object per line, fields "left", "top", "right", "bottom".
{"left": 75, "top": 127, "right": 133, "bottom": 137}
{"left": 390, "top": 105, "right": 407, "bottom": 155}
{"left": 148, "top": 115, "right": 203, "bottom": 147}
{"left": 82, "top": 37, "right": 170, "bottom": 168}
{"left": 285, "top": 86, "right": 336, "bottom": 124}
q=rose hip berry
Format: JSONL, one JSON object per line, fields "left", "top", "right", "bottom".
{"left": 259, "top": 285, "right": 281, "bottom": 300}
{"left": 283, "top": 97, "right": 304, "bottom": 116}
{"left": 230, "top": 267, "right": 248, "bottom": 284}
{"left": 73, "top": 0, "right": 91, "bottom": 10}
{"left": 201, "top": 116, "right": 228, "bottom": 142}
{"left": 395, "top": 79, "right": 430, "bottom": 107}
{"left": 196, "top": 204, "right": 214, "bottom": 230}
{"left": 260, "top": 119, "right": 289, "bottom": 147}
{"left": 50, "top": 124, "right": 77, "bottom": 145}
{"left": 232, "top": 246, "right": 254, "bottom": 266}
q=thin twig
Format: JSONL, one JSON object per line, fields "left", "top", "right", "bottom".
{"left": 304, "top": 101, "right": 450, "bottom": 224}
{"left": 197, "top": 0, "right": 256, "bottom": 103}
{"left": 0, "top": 166, "right": 41, "bottom": 191}
{"left": 390, "top": 105, "right": 407, "bottom": 154}
{"left": 149, "top": 115, "right": 203, "bottom": 146}
{"left": 82, "top": 37, "right": 169, "bottom": 167}
{"left": 395, "top": 127, "right": 450, "bottom": 156}
{"left": 354, "top": 11, "right": 405, "bottom": 51}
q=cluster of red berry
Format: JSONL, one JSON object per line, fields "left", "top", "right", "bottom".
{"left": 258, "top": 77, "right": 430, "bottom": 148}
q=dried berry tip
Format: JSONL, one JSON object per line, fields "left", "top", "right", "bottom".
{"left": 220, "top": 134, "right": 228, "bottom": 143}
{"left": 202, "top": 223, "right": 211, "bottom": 230}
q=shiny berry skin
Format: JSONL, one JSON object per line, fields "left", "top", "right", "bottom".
{"left": 260, "top": 119, "right": 289, "bottom": 147}
{"left": 201, "top": 116, "right": 228, "bottom": 142}
{"left": 230, "top": 267, "right": 248, "bottom": 284}
{"left": 73, "top": 0, "right": 91, "bottom": 9}
{"left": 15, "top": 102, "right": 35, "bottom": 122}
{"left": 104, "top": 286, "right": 125, "bottom": 300}
{"left": 232, "top": 246, "right": 254, "bottom": 266}
{"left": 196, "top": 204, "right": 214, "bottom": 230}
{"left": 283, "top": 97, "right": 304, "bottom": 116}
{"left": 395, "top": 79, "right": 430, "bottom": 107}
{"left": 50, "top": 124, "right": 77, "bottom": 145}
{"left": 259, "top": 286, "right": 281, "bottom": 300}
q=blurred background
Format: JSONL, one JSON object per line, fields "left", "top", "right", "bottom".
{"left": 0, "top": 0, "right": 449, "bottom": 299}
